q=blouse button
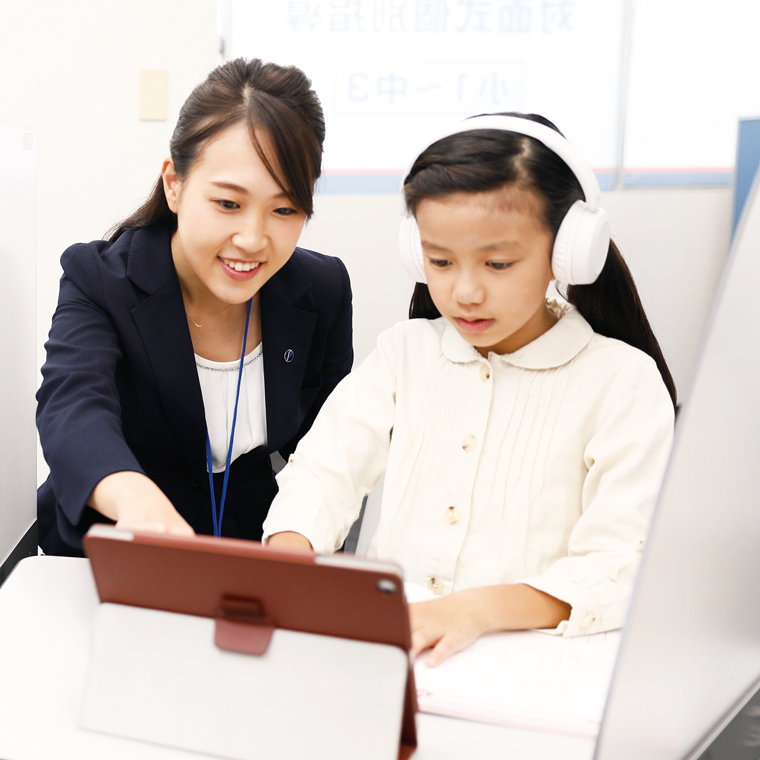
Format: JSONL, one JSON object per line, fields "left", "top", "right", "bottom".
{"left": 288, "top": 454, "right": 295, "bottom": 464}
{"left": 445, "top": 506, "right": 461, "bottom": 524}
{"left": 580, "top": 613, "right": 596, "bottom": 631}
{"left": 479, "top": 363, "right": 491, "bottom": 382}
{"left": 426, "top": 577, "right": 444, "bottom": 595}
{"left": 461, "top": 434, "right": 476, "bottom": 452}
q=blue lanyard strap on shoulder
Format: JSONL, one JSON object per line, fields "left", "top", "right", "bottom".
{"left": 206, "top": 298, "right": 253, "bottom": 538}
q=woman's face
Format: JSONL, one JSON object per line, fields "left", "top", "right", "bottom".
{"left": 416, "top": 187, "right": 556, "bottom": 356}
{"left": 163, "top": 122, "right": 306, "bottom": 307}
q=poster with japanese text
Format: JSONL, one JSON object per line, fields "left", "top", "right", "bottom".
{"left": 229, "top": 0, "right": 624, "bottom": 185}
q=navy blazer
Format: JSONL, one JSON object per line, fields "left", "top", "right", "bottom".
{"left": 37, "top": 224, "right": 353, "bottom": 554}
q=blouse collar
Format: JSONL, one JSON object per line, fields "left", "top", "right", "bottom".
{"left": 441, "top": 299, "right": 594, "bottom": 370}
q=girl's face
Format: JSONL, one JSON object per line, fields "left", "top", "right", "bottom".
{"left": 163, "top": 122, "right": 306, "bottom": 307}
{"left": 416, "top": 187, "right": 556, "bottom": 356}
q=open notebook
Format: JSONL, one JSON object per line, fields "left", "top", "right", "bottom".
{"left": 406, "top": 583, "right": 620, "bottom": 738}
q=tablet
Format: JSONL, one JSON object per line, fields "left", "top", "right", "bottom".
{"left": 83, "top": 525, "right": 417, "bottom": 756}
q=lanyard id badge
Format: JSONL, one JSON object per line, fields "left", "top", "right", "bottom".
{"left": 205, "top": 298, "right": 253, "bottom": 538}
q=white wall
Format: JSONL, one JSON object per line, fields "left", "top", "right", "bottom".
{"left": 0, "top": 0, "right": 218, "bottom": 486}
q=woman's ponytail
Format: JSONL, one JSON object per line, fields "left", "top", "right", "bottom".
{"left": 107, "top": 176, "right": 175, "bottom": 241}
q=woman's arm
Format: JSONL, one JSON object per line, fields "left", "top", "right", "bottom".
{"left": 38, "top": 244, "right": 190, "bottom": 543}
{"left": 409, "top": 585, "right": 571, "bottom": 667}
{"left": 88, "top": 471, "right": 194, "bottom": 535}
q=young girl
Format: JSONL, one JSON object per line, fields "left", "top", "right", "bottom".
{"left": 36, "top": 58, "right": 353, "bottom": 555}
{"left": 263, "top": 113, "right": 675, "bottom": 666}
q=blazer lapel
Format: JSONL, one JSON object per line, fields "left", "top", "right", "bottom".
{"left": 260, "top": 256, "right": 317, "bottom": 453}
{"left": 127, "top": 227, "right": 208, "bottom": 476}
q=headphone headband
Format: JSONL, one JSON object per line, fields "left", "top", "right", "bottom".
{"left": 402, "top": 115, "right": 601, "bottom": 211}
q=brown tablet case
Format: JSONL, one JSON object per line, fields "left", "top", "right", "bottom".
{"left": 83, "top": 525, "right": 417, "bottom": 758}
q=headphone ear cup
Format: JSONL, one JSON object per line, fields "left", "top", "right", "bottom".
{"left": 551, "top": 201, "right": 610, "bottom": 285}
{"left": 398, "top": 215, "right": 427, "bottom": 284}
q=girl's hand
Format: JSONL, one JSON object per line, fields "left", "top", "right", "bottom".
{"left": 409, "top": 584, "right": 572, "bottom": 667}
{"left": 265, "top": 531, "right": 314, "bottom": 552}
{"left": 409, "top": 589, "right": 494, "bottom": 668}
{"left": 88, "top": 471, "right": 195, "bottom": 536}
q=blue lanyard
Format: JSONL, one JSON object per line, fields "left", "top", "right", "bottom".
{"left": 205, "top": 298, "right": 253, "bottom": 538}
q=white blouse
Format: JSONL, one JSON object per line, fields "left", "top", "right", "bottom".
{"left": 195, "top": 343, "right": 267, "bottom": 473}
{"left": 262, "top": 302, "right": 675, "bottom": 637}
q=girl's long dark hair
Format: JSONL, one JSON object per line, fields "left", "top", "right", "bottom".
{"left": 404, "top": 113, "right": 677, "bottom": 408}
{"left": 108, "top": 58, "right": 325, "bottom": 240}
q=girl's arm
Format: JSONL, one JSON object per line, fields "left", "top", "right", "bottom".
{"left": 262, "top": 323, "right": 402, "bottom": 552}
{"left": 409, "top": 585, "right": 571, "bottom": 667}
{"left": 408, "top": 347, "right": 673, "bottom": 666}
{"left": 516, "top": 353, "right": 674, "bottom": 638}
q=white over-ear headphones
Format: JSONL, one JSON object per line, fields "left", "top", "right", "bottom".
{"left": 399, "top": 115, "right": 610, "bottom": 286}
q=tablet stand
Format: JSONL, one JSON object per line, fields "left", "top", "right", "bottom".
{"left": 81, "top": 602, "right": 414, "bottom": 760}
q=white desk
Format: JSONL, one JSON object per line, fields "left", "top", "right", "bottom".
{"left": 0, "top": 557, "right": 595, "bottom": 759}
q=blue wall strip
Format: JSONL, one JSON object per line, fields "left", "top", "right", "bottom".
{"left": 733, "top": 119, "right": 760, "bottom": 236}
{"left": 624, "top": 171, "right": 733, "bottom": 188}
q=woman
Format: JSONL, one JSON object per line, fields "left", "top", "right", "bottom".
{"left": 37, "top": 58, "right": 353, "bottom": 555}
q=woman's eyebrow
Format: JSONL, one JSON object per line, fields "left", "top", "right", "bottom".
{"left": 210, "top": 180, "right": 290, "bottom": 201}
{"left": 210, "top": 180, "right": 250, "bottom": 194}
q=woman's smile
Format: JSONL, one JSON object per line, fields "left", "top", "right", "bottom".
{"left": 220, "top": 257, "right": 262, "bottom": 281}
{"left": 221, "top": 257, "right": 260, "bottom": 273}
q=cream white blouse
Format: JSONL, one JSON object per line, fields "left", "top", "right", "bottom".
{"left": 262, "top": 302, "right": 674, "bottom": 636}
{"left": 195, "top": 343, "right": 267, "bottom": 473}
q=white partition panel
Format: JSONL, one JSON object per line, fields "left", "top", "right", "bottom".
{"left": 0, "top": 124, "right": 37, "bottom": 567}
{"left": 594, "top": 145, "right": 760, "bottom": 760}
